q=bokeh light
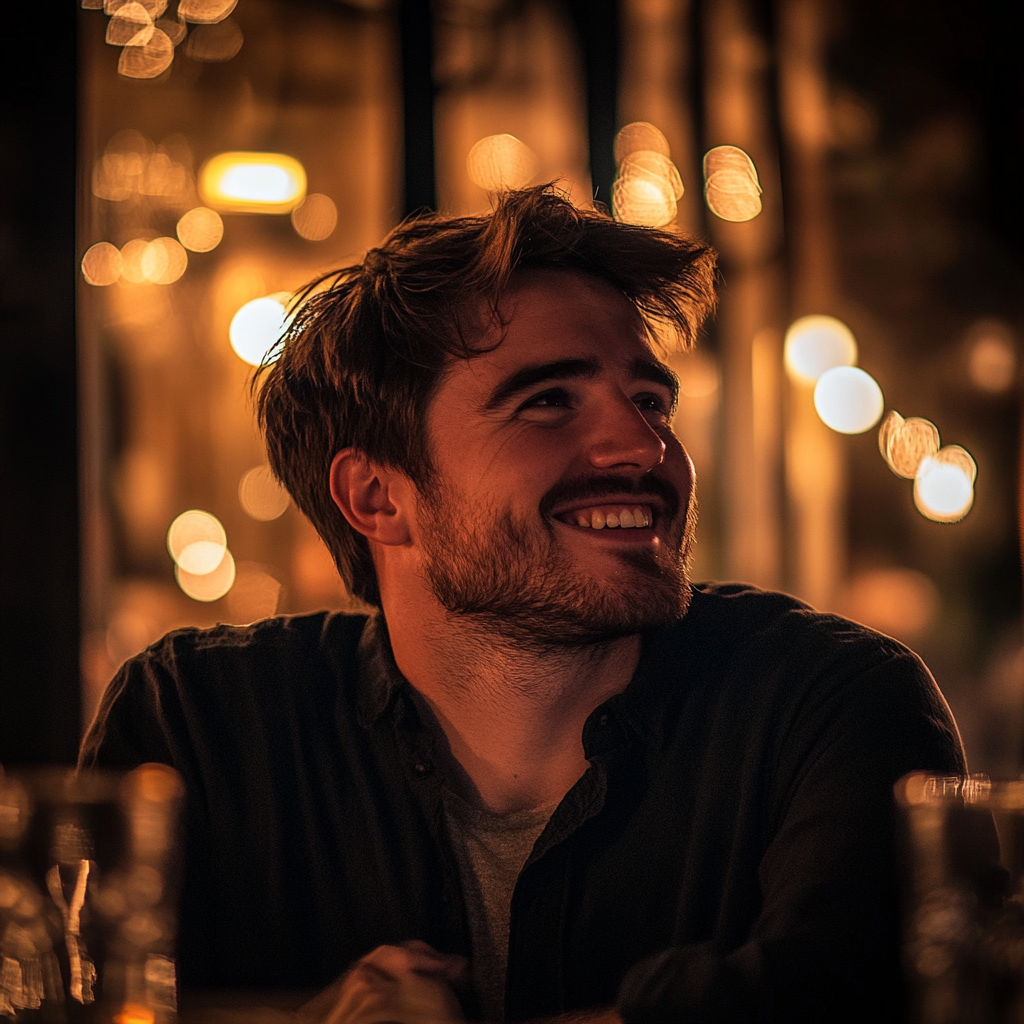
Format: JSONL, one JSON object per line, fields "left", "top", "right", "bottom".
{"left": 229, "top": 295, "right": 292, "bottom": 366}
{"left": 784, "top": 315, "right": 858, "bottom": 383}
{"left": 155, "top": 16, "right": 187, "bottom": 45}
{"left": 120, "top": 238, "right": 152, "bottom": 284}
{"left": 914, "top": 446, "right": 976, "bottom": 523}
{"left": 843, "top": 568, "right": 939, "bottom": 642}
{"left": 199, "top": 152, "right": 306, "bottom": 213}
{"left": 615, "top": 122, "right": 670, "bottom": 164}
{"left": 118, "top": 27, "right": 174, "bottom": 79}
{"left": 106, "top": 3, "right": 154, "bottom": 46}
{"left": 176, "top": 548, "right": 236, "bottom": 602}
{"left": 878, "top": 411, "right": 940, "bottom": 479}
{"left": 813, "top": 366, "right": 884, "bottom": 434}
{"left": 612, "top": 175, "right": 677, "bottom": 228}
{"left": 291, "top": 194, "right": 338, "bottom": 241}
{"left": 703, "top": 146, "right": 762, "bottom": 222}
{"left": 239, "top": 465, "right": 290, "bottom": 520}
{"left": 227, "top": 564, "right": 282, "bottom": 623}
{"left": 611, "top": 123, "right": 684, "bottom": 228}
{"left": 141, "top": 237, "right": 188, "bottom": 283}
{"left": 166, "top": 509, "right": 227, "bottom": 575}
{"left": 966, "top": 321, "right": 1017, "bottom": 393}
{"left": 82, "top": 242, "right": 123, "bottom": 286}
{"left": 177, "top": 207, "right": 224, "bottom": 252}
{"left": 183, "top": 19, "right": 244, "bottom": 62}
{"left": 466, "top": 135, "right": 539, "bottom": 193}
{"left": 178, "top": 0, "right": 237, "bottom": 23}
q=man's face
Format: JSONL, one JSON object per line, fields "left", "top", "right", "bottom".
{"left": 413, "top": 270, "right": 696, "bottom": 646}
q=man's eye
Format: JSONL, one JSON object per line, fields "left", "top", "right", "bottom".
{"left": 634, "top": 392, "right": 671, "bottom": 415}
{"left": 520, "top": 388, "right": 572, "bottom": 410}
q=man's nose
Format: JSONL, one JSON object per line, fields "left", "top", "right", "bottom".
{"left": 587, "top": 392, "right": 666, "bottom": 473}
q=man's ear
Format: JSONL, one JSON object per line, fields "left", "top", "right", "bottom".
{"left": 329, "top": 448, "right": 413, "bottom": 546}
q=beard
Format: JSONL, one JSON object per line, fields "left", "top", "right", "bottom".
{"left": 415, "top": 471, "right": 696, "bottom": 648}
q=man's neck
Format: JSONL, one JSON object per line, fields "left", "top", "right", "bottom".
{"left": 382, "top": 599, "right": 641, "bottom": 816}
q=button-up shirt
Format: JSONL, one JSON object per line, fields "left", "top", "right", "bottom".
{"left": 81, "top": 583, "right": 964, "bottom": 1022}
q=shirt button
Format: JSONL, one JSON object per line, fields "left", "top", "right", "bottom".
{"left": 598, "top": 714, "right": 610, "bottom": 728}
{"left": 413, "top": 762, "right": 433, "bottom": 775}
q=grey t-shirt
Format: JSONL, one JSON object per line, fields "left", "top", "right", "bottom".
{"left": 442, "top": 789, "right": 556, "bottom": 1022}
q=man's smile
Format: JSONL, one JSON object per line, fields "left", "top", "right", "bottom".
{"left": 553, "top": 503, "right": 654, "bottom": 530}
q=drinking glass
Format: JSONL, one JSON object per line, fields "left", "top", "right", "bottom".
{"left": 0, "top": 764, "right": 183, "bottom": 1023}
{"left": 898, "top": 772, "right": 1024, "bottom": 1024}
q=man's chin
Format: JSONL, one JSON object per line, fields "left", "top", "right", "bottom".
{"left": 447, "top": 567, "right": 692, "bottom": 649}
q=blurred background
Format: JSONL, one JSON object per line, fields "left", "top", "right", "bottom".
{"left": 1, "top": 0, "right": 1021, "bottom": 773}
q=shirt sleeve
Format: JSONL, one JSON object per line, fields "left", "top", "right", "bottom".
{"left": 616, "top": 647, "right": 970, "bottom": 1024}
{"left": 79, "top": 647, "right": 181, "bottom": 770}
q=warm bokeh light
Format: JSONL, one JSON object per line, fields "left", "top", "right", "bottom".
{"left": 291, "top": 193, "right": 338, "bottom": 241}
{"left": 229, "top": 295, "right": 291, "bottom": 366}
{"left": 702, "top": 146, "right": 762, "bottom": 222}
{"left": 141, "top": 237, "right": 188, "bottom": 284}
{"left": 842, "top": 568, "right": 939, "bottom": 642}
{"left": 783, "top": 315, "right": 858, "bottom": 383}
{"left": 178, "top": 0, "right": 237, "bottom": 23}
{"left": 166, "top": 509, "right": 227, "bottom": 575}
{"left": 177, "top": 206, "right": 224, "bottom": 251}
{"left": 878, "top": 411, "right": 940, "bottom": 479}
{"left": 615, "top": 122, "right": 671, "bottom": 164}
{"left": 113, "top": 1003, "right": 155, "bottom": 1024}
{"left": 612, "top": 176, "right": 677, "bottom": 227}
{"left": 967, "top": 322, "right": 1017, "bottom": 393}
{"left": 82, "top": 242, "right": 123, "bottom": 286}
{"left": 106, "top": 3, "right": 154, "bottom": 46}
{"left": 676, "top": 350, "right": 719, "bottom": 398}
{"left": 183, "top": 19, "right": 244, "bottom": 62}
{"left": 914, "top": 446, "right": 976, "bottom": 523}
{"left": 227, "top": 564, "right": 282, "bottom": 624}
{"left": 466, "top": 135, "right": 539, "bottom": 193}
{"left": 620, "top": 151, "right": 684, "bottom": 199}
{"left": 198, "top": 152, "right": 306, "bottom": 213}
{"left": 813, "top": 366, "right": 884, "bottom": 434}
{"left": 119, "top": 28, "right": 174, "bottom": 79}
{"left": 239, "top": 465, "right": 290, "bottom": 520}
{"left": 120, "top": 238, "right": 152, "bottom": 284}
{"left": 177, "top": 548, "right": 236, "bottom": 601}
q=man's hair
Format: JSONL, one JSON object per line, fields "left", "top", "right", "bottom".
{"left": 255, "top": 185, "right": 717, "bottom": 607}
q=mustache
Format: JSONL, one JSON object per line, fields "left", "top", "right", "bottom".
{"left": 539, "top": 473, "right": 681, "bottom": 522}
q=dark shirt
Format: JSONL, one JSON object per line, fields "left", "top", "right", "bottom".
{"left": 80, "top": 583, "right": 965, "bottom": 1023}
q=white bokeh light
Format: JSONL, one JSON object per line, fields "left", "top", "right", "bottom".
{"left": 813, "top": 366, "right": 884, "bottom": 434}
{"left": 784, "top": 315, "right": 858, "bottom": 384}
{"left": 229, "top": 295, "right": 292, "bottom": 366}
{"left": 914, "top": 457, "right": 974, "bottom": 523}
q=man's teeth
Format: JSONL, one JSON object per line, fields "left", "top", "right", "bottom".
{"left": 573, "top": 506, "right": 651, "bottom": 529}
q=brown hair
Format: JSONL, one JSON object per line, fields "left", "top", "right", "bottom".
{"left": 254, "top": 185, "right": 717, "bottom": 607}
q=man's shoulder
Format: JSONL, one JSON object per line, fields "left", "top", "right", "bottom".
{"left": 116, "top": 609, "right": 370, "bottom": 700}
{"left": 653, "top": 581, "right": 939, "bottom": 703}
{"left": 686, "top": 581, "right": 917, "bottom": 661}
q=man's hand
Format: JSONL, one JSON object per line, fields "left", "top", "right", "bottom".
{"left": 303, "top": 941, "right": 467, "bottom": 1024}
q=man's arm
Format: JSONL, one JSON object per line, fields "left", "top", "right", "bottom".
{"left": 304, "top": 944, "right": 620, "bottom": 1024}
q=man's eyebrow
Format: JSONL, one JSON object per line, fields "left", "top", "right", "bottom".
{"left": 483, "top": 358, "right": 600, "bottom": 410}
{"left": 631, "top": 357, "right": 680, "bottom": 409}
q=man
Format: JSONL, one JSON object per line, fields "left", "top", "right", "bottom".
{"left": 82, "top": 187, "right": 964, "bottom": 1023}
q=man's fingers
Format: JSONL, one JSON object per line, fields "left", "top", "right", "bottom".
{"left": 400, "top": 941, "right": 467, "bottom": 981}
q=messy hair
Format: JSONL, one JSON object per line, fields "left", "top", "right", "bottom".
{"left": 254, "top": 185, "right": 717, "bottom": 607}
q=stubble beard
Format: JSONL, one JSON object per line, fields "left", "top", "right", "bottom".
{"left": 416, "top": 474, "right": 696, "bottom": 648}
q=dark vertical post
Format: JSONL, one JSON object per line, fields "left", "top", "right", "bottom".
{"left": 567, "top": 0, "right": 621, "bottom": 207}
{"left": 399, "top": 0, "right": 437, "bottom": 216}
{"left": 0, "top": 10, "right": 81, "bottom": 763}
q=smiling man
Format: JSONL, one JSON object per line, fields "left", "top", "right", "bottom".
{"left": 82, "top": 187, "right": 964, "bottom": 1024}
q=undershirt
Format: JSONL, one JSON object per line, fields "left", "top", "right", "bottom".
{"left": 441, "top": 789, "right": 557, "bottom": 1022}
